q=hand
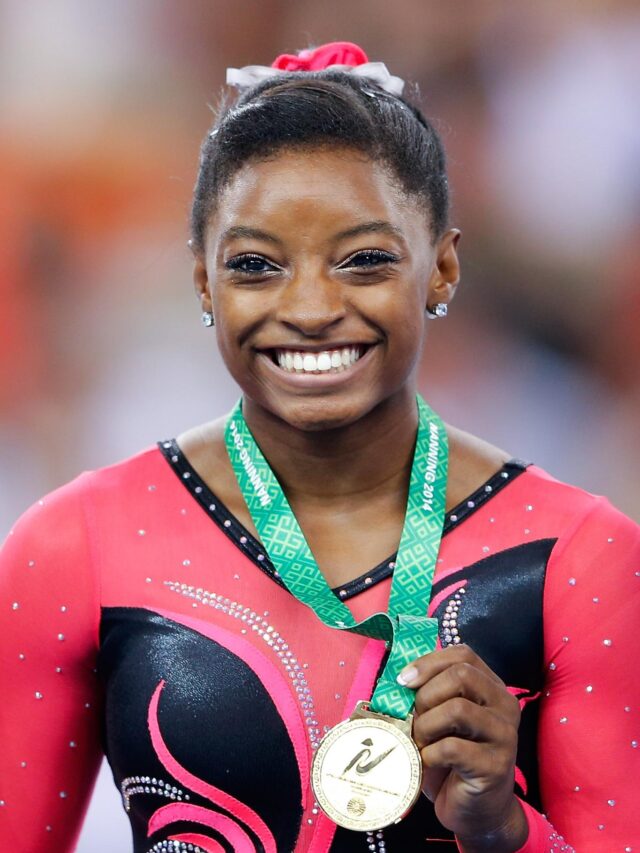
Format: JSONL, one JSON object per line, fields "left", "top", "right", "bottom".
{"left": 397, "top": 644, "right": 528, "bottom": 852}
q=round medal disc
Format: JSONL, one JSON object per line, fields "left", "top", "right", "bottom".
{"left": 311, "top": 712, "right": 422, "bottom": 831}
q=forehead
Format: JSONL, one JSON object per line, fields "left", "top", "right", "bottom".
{"left": 207, "top": 147, "right": 431, "bottom": 246}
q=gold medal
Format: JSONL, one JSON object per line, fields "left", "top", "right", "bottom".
{"left": 311, "top": 701, "right": 422, "bottom": 831}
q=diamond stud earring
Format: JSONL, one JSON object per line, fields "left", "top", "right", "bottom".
{"left": 426, "top": 303, "right": 448, "bottom": 319}
{"left": 201, "top": 311, "right": 215, "bottom": 327}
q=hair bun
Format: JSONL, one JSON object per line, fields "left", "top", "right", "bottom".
{"left": 270, "top": 41, "right": 369, "bottom": 72}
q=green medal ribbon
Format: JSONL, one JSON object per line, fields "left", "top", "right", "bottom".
{"left": 224, "top": 395, "right": 448, "bottom": 720}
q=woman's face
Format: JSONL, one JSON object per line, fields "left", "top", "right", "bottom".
{"left": 195, "top": 147, "right": 460, "bottom": 432}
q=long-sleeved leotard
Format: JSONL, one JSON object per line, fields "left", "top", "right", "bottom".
{"left": 1, "top": 443, "right": 639, "bottom": 852}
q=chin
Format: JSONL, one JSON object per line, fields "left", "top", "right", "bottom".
{"left": 270, "top": 395, "right": 374, "bottom": 433}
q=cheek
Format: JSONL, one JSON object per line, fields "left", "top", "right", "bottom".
{"left": 213, "top": 328, "right": 264, "bottom": 403}
{"left": 392, "top": 318, "right": 427, "bottom": 374}
{"left": 208, "top": 302, "right": 250, "bottom": 383}
{"left": 364, "top": 286, "right": 426, "bottom": 344}
{"left": 212, "top": 289, "right": 259, "bottom": 348}
{"left": 386, "top": 295, "right": 428, "bottom": 370}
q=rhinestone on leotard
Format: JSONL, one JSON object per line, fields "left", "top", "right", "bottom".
{"left": 165, "top": 581, "right": 321, "bottom": 749}
{"left": 146, "top": 841, "right": 206, "bottom": 852}
{"left": 120, "top": 775, "right": 189, "bottom": 812}
{"left": 440, "top": 587, "right": 466, "bottom": 647}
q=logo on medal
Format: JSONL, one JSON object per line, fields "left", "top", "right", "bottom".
{"left": 347, "top": 797, "right": 367, "bottom": 816}
{"left": 343, "top": 737, "right": 397, "bottom": 775}
{"left": 311, "top": 706, "right": 423, "bottom": 831}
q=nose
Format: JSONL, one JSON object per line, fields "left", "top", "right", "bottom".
{"left": 275, "top": 269, "right": 346, "bottom": 337}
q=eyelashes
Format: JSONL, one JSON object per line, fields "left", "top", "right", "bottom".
{"left": 224, "top": 249, "right": 400, "bottom": 277}
{"left": 225, "top": 253, "right": 279, "bottom": 275}
{"left": 337, "top": 249, "right": 399, "bottom": 269}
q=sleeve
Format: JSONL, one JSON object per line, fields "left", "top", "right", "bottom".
{"left": 535, "top": 496, "right": 640, "bottom": 852}
{"left": 0, "top": 478, "right": 103, "bottom": 851}
{"left": 457, "top": 499, "right": 639, "bottom": 853}
{"left": 456, "top": 798, "right": 574, "bottom": 853}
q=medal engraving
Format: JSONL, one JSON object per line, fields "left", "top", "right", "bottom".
{"left": 311, "top": 702, "right": 422, "bottom": 831}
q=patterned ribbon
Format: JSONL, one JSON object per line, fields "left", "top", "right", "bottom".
{"left": 224, "top": 395, "right": 447, "bottom": 719}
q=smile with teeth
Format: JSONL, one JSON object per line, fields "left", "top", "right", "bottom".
{"left": 273, "top": 346, "right": 368, "bottom": 374}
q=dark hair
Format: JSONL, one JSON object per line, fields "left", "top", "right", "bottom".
{"left": 190, "top": 70, "right": 449, "bottom": 252}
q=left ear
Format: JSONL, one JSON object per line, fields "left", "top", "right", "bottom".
{"left": 426, "top": 228, "right": 461, "bottom": 310}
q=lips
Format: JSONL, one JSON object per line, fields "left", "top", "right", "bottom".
{"left": 272, "top": 345, "right": 367, "bottom": 374}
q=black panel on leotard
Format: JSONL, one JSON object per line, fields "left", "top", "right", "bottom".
{"left": 99, "top": 607, "right": 302, "bottom": 852}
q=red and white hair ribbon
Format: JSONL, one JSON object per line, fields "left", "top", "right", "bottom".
{"left": 226, "top": 40, "right": 405, "bottom": 96}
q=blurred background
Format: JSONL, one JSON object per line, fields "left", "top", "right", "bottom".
{"left": 1, "top": 0, "right": 638, "bottom": 848}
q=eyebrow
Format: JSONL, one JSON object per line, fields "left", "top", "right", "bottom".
{"left": 332, "top": 221, "right": 405, "bottom": 242}
{"left": 219, "top": 220, "right": 405, "bottom": 247}
{"left": 220, "top": 225, "right": 283, "bottom": 246}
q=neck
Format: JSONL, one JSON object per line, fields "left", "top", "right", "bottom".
{"left": 241, "top": 389, "right": 420, "bottom": 508}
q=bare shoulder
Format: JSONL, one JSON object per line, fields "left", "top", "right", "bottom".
{"left": 445, "top": 424, "right": 512, "bottom": 510}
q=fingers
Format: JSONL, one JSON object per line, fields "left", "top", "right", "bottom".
{"left": 412, "top": 662, "right": 520, "bottom": 725}
{"left": 420, "top": 736, "right": 517, "bottom": 790}
{"left": 397, "top": 644, "right": 520, "bottom": 761}
{"left": 413, "top": 695, "right": 518, "bottom": 753}
{"left": 398, "top": 643, "right": 503, "bottom": 691}
{"left": 413, "top": 662, "right": 495, "bottom": 713}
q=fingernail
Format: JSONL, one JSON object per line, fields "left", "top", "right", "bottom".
{"left": 397, "top": 666, "right": 418, "bottom": 686}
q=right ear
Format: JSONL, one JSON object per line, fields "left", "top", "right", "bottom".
{"left": 193, "top": 255, "right": 213, "bottom": 314}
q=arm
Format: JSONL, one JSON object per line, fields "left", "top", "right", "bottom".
{"left": 0, "top": 479, "right": 103, "bottom": 851}
{"left": 399, "top": 497, "right": 640, "bottom": 852}
{"left": 537, "top": 497, "right": 640, "bottom": 851}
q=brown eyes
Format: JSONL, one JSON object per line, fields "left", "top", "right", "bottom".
{"left": 225, "top": 253, "right": 278, "bottom": 275}
{"left": 225, "top": 249, "right": 399, "bottom": 277}
{"left": 337, "top": 249, "right": 399, "bottom": 269}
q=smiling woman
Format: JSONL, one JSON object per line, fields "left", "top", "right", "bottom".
{"left": 194, "top": 147, "right": 458, "bottom": 435}
{"left": 1, "top": 42, "right": 639, "bottom": 853}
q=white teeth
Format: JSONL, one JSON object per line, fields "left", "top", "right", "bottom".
{"left": 303, "top": 354, "right": 317, "bottom": 372}
{"left": 274, "top": 346, "right": 366, "bottom": 374}
{"left": 316, "top": 352, "right": 332, "bottom": 371}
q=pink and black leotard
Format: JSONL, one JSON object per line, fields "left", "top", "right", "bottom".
{"left": 1, "top": 443, "right": 639, "bottom": 851}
